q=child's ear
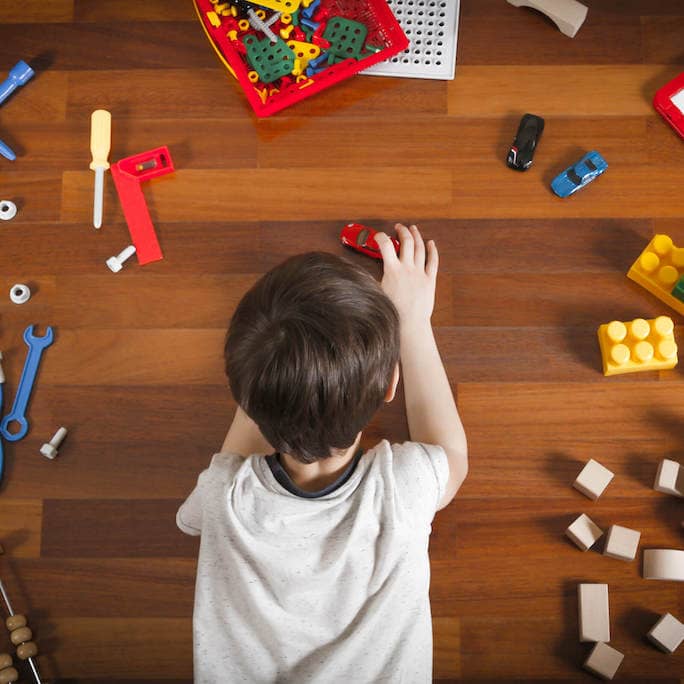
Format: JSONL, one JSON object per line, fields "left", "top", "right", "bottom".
{"left": 384, "top": 363, "right": 400, "bottom": 403}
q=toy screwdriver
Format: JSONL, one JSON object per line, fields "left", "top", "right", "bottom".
{"left": 0, "top": 60, "right": 35, "bottom": 161}
{"left": 89, "top": 109, "right": 111, "bottom": 229}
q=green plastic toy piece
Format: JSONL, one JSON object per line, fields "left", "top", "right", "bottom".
{"left": 323, "top": 16, "right": 368, "bottom": 61}
{"left": 243, "top": 35, "right": 296, "bottom": 84}
{"left": 672, "top": 275, "right": 684, "bottom": 304}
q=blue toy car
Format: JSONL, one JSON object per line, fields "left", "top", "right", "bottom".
{"left": 551, "top": 151, "right": 608, "bottom": 197}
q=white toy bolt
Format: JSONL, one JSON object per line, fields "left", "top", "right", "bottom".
{"left": 9, "top": 283, "right": 30, "bottom": 304}
{"left": 40, "top": 427, "right": 67, "bottom": 460}
{"left": 106, "top": 245, "right": 136, "bottom": 273}
{"left": 0, "top": 200, "right": 17, "bottom": 220}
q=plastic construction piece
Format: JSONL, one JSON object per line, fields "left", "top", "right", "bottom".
{"left": 323, "top": 16, "right": 368, "bottom": 60}
{"left": 110, "top": 146, "right": 174, "bottom": 266}
{"left": 89, "top": 109, "right": 112, "bottom": 230}
{"left": 573, "top": 459, "right": 614, "bottom": 501}
{"left": 603, "top": 524, "right": 641, "bottom": 562}
{"left": 0, "top": 61, "right": 35, "bottom": 165}
{"left": 583, "top": 642, "right": 623, "bottom": 681}
{"left": 9, "top": 284, "right": 30, "bottom": 305}
{"left": 578, "top": 583, "right": 610, "bottom": 643}
{"left": 654, "top": 458, "right": 683, "bottom": 497}
{"left": 40, "top": 426, "right": 67, "bottom": 460}
{"left": 627, "top": 234, "right": 684, "bottom": 317}
{"left": 0, "top": 141, "right": 16, "bottom": 162}
{"left": 106, "top": 245, "right": 137, "bottom": 273}
{"left": 653, "top": 71, "right": 684, "bottom": 139}
{"left": 0, "top": 201, "right": 17, "bottom": 221}
{"left": 598, "top": 316, "right": 677, "bottom": 376}
{"left": 247, "top": 0, "right": 302, "bottom": 12}
{"left": 0, "top": 325, "right": 54, "bottom": 442}
{"left": 506, "top": 0, "right": 587, "bottom": 38}
{"left": 565, "top": 513, "right": 603, "bottom": 551}
{"left": 363, "top": 0, "right": 460, "bottom": 80}
{"left": 243, "top": 34, "right": 295, "bottom": 83}
{"left": 647, "top": 613, "right": 684, "bottom": 654}
{"left": 0, "top": 353, "right": 4, "bottom": 486}
{"left": 643, "top": 549, "right": 684, "bottom": 581}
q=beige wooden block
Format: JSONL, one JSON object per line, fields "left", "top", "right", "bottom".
{"left": 583, "top": 642, "right": 624, "bottom": 680}
{"left": 566, "top": 514, "right": 603, "bottom": 551}
{"left": 578, "top": 583, "right": 610, "bottom": 642}
{"left": 603, "top": 524, "right": 641, "bottom": 562}
{"left": 643, "top": 549, "right": 684, "bottom": 581}
{"left": 654, "top": 459, "right": 684, "bottom": 497}
{"left": 573, "top": 459, "right": 614, "bottom": 501}
{"left": 647, "top": 613, "right": 684, "bottom": 654}
{"left": 506, "top": 0, "right": 588, "bottom": 38}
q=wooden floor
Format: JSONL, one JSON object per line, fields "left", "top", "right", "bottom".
{"left": 0, "top": 0, "right": 683, "bottom": 681}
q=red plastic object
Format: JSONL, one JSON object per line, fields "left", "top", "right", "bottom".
{"left": 340, "top": 223, "right": 400, "bottom": 260}
{"left": 193, "top": 0, "right": 408, "bottom": 117}
{"left": 654, "top": 71, "right": 684, "bottom": 139}
{"left": 110, "top": 146, "right": 174, "bottom": 265}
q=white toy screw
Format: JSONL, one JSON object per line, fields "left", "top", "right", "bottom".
{"left": 106, "top": 245, "right": 136, "bottom": 273}
{"left": 0, "top": 200, "right": 17, "bottom": 221}
{"left": 9, "top": 283, "right": 30, "bottom": 304}
{"left": 40, "top": 427, "right": 67, "bottom": 460}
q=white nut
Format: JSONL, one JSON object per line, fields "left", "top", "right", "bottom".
{"left": 9, "top": 283, "right": 30, "bottom": 304}
{"left": 0, "top": 200, "right": 17, "bottom": 221}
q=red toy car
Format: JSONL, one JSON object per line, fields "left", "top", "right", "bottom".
{"left": 654, "top": 71, "right": 684, "bottom": 139}
{"left": 340, "top": 223, "right": 400, "bottom": 260}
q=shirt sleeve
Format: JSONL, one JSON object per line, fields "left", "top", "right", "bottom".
{"left": 390, "top": 441, "right": 450, "bottom": 524}
{"left": 176, "top": 477, "right": 204, "bottom": 536}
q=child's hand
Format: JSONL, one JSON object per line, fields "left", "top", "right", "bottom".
{"left": 376, "top": 224, "right": 438, "bottom": 332}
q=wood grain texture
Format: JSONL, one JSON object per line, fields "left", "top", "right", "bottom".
{"left": 0, "top": 0, "right": 682, "bottom": 680}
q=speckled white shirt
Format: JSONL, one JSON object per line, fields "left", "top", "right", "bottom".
{"left": 177, "top": 439, "right": 449, "bottom": 683}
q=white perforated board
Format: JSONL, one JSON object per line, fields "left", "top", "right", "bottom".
{"left": 363, "top": 0, "right": 460, "bottom": 80}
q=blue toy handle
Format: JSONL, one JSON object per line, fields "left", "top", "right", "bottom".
{"left": 0, "top": 61, "right": 34, "bottom": 107}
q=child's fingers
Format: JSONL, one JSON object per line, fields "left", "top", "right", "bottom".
{"left": 395, "top": 223, "right": 414, "bottom": 263}
{"left": 409, "top": 225, "right": 425, "bottom": 267}
{"left": 376, "top": 231, "right": 400, "bottom": 266}
{"left": 426, "top": 239, "right": 439, "bottom": 278}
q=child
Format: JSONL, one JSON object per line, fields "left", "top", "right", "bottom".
{"left": 177, "top": 223, "right": 468, "bottom": 682}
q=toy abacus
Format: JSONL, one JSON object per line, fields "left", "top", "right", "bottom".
{"left": 194, "top": 0, "right": 408, "bottom": 116}
{"left": 0, "top": 580, "right": 41, "bottom": 684}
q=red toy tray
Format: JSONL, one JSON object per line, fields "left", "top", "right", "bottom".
{"left": 194, "top": 0, "right": 408, "bottom": 117}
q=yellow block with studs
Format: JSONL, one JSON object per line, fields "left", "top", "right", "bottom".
{"left": 597, "top": 316, "right": 678, "bottom": 376}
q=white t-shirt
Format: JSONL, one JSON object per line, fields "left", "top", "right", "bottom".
{"left": 177, "top": 439, "right": 449, "bottom": 683}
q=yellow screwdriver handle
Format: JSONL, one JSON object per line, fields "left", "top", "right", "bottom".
{"left": 89, "top": 109, "right": 111, "bottom": 171}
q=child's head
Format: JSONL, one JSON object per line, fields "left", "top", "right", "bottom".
{"left": 225, "top": 252, "right": 400, "bottom": 463}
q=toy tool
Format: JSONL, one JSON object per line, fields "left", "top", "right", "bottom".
{"left": 0, "top": 326, "right": 54, "bottom": 442}
{"left": 0, "top": 353, "right": 4, "bottom": 485}
{"left": 89, "top": 109, "right": 111, "bottom": 229}
{"left": 0, "top": 578, "right": 41, "bottom": 683}
{"left": 0, "top": 61, "right": 35, "bottom": 162}
{"left": 110, "top": 146, "right": 174, "bottom": 265}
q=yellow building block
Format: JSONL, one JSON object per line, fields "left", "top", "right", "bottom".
{"left": 248, "top": 0, "right": 302, "bottom": 12}
{"left": 597, "top": 316, "right": 678, "bottom": 376}
{"left": 627, "top": 234, "right": 684, "bottom": 317}
{"left": 206, "top": 10, "right": 221, "bottom": 27}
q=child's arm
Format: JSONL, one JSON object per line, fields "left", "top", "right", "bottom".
{"left": 376, "top": 224, "right": 468, "bottom": 509}
{"left": 220, "top": 405, "right": 273, "bottom": 458}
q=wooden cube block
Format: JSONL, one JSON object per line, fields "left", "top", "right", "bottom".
{"left": 647, "top": 612, "right": 684, "bottom": 653}
{"left": 654, "top": 458, "right": 683, "bottom": 497}
{"left": 578, "top": 583, "right": 610, "bottom": 642}
{"left": 583, "top": 642, "right": 624, "bottom": 680}
{"left": 573, "top": 459, "right": 614, "bottom": 500}
{"left": 566, "top": 514, "right": 603, "bottom": 551}
{"left": 643, "top": 549, "right": 684, "bottom": 581}
{"left": 603, "top": 524, "right": 641, "bottom": 561}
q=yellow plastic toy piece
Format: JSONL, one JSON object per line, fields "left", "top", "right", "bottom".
{"left": 255, "top": 87, "right": 269, "bottom": 104}
{"left": 247, "top": 70, "right": 260, "bottom": 83}
{"left": 627, "top": 234, "right": 684, "bottom": 316}
{"left": 286, "top": 40, "right": 320, "bottom": 70}
{"left": 215, "top": 3, "right": 228, "bottom": 11}
{"left": 597, "top": 316, "right": 678, "bottom": 376}
{"left": 238, "top": 18, "right": 250, "bottom": 31}
{"left": 292, "top": 58, "right": 303, "bottom": 76}
{"left": 280, "top": 24, "right": 295, "bottom": 39}
{"left": 255, "top": 9, "right": 266, "bottom": 19}
{"left": 249, "top": 0, "right": 302, "bottom": 12}
{"left": 297, "top": 76, "right": 314, "bottom": 88}
{"left": 227, "top": 29, "right": 238, "bottom": 40}
{"left": 206, "top": 10, "right": 221, "bottom": 27}
{"left": 281, "top": 13, "right": 292, "bottom": 24}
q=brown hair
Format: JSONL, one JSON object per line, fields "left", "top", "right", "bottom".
{"left": 225, "top": 252, "right": 400, "bottom": 463}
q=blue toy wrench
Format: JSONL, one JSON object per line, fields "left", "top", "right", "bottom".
{"left": 0, "top": 325, "right": 54, "bottom": 442}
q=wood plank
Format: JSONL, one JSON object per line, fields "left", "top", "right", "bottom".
{"left": 0, "top": 500, "right": 42, "bottom": 558}
{"left": 0, "top": 0, "right": 73, "bottom": 22}
{"left": 74, "top": 0, "right": 195, "bottom": 22}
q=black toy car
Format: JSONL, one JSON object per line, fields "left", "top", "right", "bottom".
{"left": 507, "top": 113, "right": 545, "bottom": 170}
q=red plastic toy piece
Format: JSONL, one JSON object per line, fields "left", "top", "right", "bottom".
{"left": 654, "top": 71, "right": 684, "bottom": 139}
{"left": 340, "top": 223, "right": 400, "bottom": 261}
{"left": 110, "top": 146, "right": 174, "bottom": 265}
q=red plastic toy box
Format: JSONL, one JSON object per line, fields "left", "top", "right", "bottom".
{"left": 194, "top": 0, "right": 408, "bottom": 117}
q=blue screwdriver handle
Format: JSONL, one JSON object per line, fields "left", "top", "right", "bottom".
{"left": 0, "top": 61, "right": 34, "bottom": 106}
{"left": 0, "top": 138, "right": 16, "bottom": 161}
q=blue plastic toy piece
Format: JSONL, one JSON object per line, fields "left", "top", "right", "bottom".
{"left": 0, "top": 60, "right": 34, "bottom": 107}
{"left": 551, "top": 150, "right": 608, "bottom": 198}
{"left": 0, "top": 139, "right": 16, "bottom": 161}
